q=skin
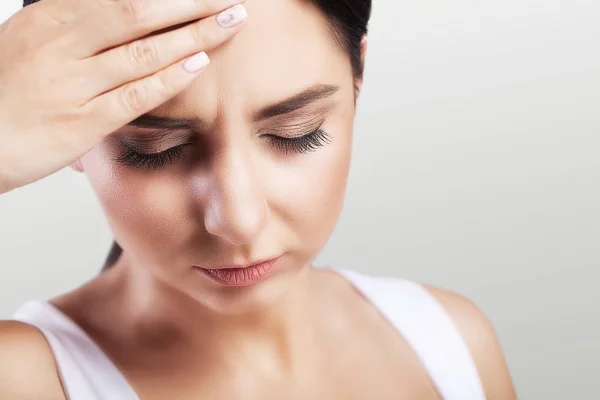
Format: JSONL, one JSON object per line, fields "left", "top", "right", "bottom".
{"left": 0, "top": 0, "right": 517, "bottom": 399}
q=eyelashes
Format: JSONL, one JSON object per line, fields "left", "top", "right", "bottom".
{"left": 116, "top": 128, "right": 333, "bottom": 170}
{"left": 264, "top": 129, "right": 332, "bottom": 155}
{"left": 116, "top": 145, "right": 185, "bottom": 170}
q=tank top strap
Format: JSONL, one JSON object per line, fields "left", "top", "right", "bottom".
{"left": 333, "top": 268, "right": 487, "bottom": 400}
{"left": 12, "top": 301, "right": 139, "bottom": 400}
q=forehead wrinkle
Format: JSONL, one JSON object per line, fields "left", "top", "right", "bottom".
{"left": 131, "top": 0, "right": 352, "bottom": 137}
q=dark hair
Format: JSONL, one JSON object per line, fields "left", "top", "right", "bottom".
{"left": 23, "top": 0, "right": 372, "bottom": 271}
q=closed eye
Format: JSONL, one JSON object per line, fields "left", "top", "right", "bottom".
{"left": 115, "top": 126, "right": 333, "bottom": 169}
{"left": 116, "top": 144, "right": 187, "bottom": 170}
{"left": 263, "top": 127, "right": 332, "bottom": 155}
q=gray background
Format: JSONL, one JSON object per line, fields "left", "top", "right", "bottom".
{"left": 1, "top": 0, "right": 599, "bottom": 398}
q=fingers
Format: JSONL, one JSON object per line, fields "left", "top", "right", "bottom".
{"left": 62, "top": 0, "right": 247, "bottom": 58}
{"left": 80, "top": 4, "right": 247, "bottom": 96}
{"left": 84, "top": 51, "right": 210, "bottom": 137}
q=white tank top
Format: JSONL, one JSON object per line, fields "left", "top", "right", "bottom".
{"left": 11, "top": 268, "right": 486, "bottom": 400}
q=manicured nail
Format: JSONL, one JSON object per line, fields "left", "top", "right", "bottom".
{"left": 183, "top": 51, "right": 210, "bottom": 73}
{"left": 216, "top": 4, "right": 247, "bottom": 28}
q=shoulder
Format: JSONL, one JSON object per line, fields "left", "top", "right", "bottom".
{"left": 421, "top": 284, "right": 518, "bottom": 400}
{"left": 0, "top": 320, "right": 66, "bottom": 400}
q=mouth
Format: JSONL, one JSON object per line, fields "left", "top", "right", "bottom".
{"left": 194, "top": 255, "right": 284, "bottom": 287}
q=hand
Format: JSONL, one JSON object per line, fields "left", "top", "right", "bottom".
{"left": 0, "top": 0, "right": 247, "bottom": 194}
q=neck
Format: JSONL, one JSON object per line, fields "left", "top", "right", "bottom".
{"left": 109, "top": 255, "right": 323, "bottom": 370}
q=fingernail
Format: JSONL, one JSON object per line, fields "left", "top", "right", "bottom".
{"left": 183, "top": 51, "right": 210, "bottom": 73}
{"left": 216, "top": 4, "right": 247, "bottom": 28}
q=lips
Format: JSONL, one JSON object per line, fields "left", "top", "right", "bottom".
{"left": 195, "top": 255, "right": 283, "bottom": 286}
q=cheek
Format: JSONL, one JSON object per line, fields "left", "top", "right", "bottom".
{"left": 268, "top": 122, "right": 353, "bottom": 254}
{"left": 82, "top": 143, "right": 192, "bottom": 262}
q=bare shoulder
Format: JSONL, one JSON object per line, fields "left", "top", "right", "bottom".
{"left": 420, "top": 284, "right": 518, "bottom": 400}
{"left": 0, "top": 320, "right": 66, "bottom": 400}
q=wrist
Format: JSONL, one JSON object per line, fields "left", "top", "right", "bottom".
{"left": 0, "top": 109, "right": 16, "bottom": 194}
{"left": 0, "top": 174, "right": 12, "bottom": 195}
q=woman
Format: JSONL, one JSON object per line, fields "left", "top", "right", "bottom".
{"left": 0, "top": 0, "right": 517, "bottom": 398}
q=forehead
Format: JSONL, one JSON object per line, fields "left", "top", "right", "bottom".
{"left": 155, "top": 0, "right": 353, "bottom": 120}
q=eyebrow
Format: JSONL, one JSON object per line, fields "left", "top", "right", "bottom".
{"left": 126, "top": 84, "right": 340, "bottom": 130}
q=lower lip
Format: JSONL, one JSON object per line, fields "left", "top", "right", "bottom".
{"left": 196, "top": 256, "right": 282, "bottom": 287}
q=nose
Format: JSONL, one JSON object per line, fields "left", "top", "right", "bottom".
{"left": 203, "top": 145, "right": 268, "bottom": 246}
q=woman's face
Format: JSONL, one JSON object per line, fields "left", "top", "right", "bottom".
{"left": 81, "top": 0, "right": 360, "bottom": 313}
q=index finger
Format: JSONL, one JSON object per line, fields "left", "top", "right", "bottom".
{"left": 65, "top": 0, "right": 246, "bottom": 57}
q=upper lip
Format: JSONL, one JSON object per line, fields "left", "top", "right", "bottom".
{"left": 197, "top": 254, "right": 283, "bottom": 270}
